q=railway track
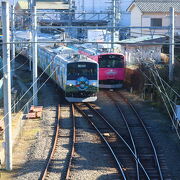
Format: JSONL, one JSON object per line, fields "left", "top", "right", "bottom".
{"left": 105, "top": 90, "right": 172, "bottom": 180}
{"left": 74, "top": 103, "right": 150, "bottom": 180}
{"left": 39, "top": 91, "right": 171, "bottom": 180}
{"left": 40, "top": 103, "right": 120, "bottom": 179}
{"left": 66, "top": 103, "right": 121, "bottom": 179}
{"left": 64, "top": 104, "right": 76, "bottom": 180}
{"left": 40, "top": 104, "right": 61, "bottom": 180}
{"left": 40, "top": 104, "right": 76, "bottom": 180}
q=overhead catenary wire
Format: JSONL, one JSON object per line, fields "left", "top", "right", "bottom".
{"left": 137, "top": 60, "right": 180, "bottom": 141}
{"left": 150, "top": 62, "right": 177, "bottom": 113}
{"left": 2, "top": 40, "right": 180, "bottom": 46}
{"left": 138, "top": 61, "right": 177, "bottom": 106}
{"left": 150, "top": 68, "right": 180, "bottom": 140}
{"left": 148, "top": 65, "right": 180, "bottom": 98}
{"left": 1, "top": 55, "right": 55, "bottom": 126}
{"left": 0, "top": 45, "right": 30, "bottom": 72}
{"left": 12, "top": 58, "right": 29, "bottom": 71}
{"left": 11, "top": 57, "right": 55, "bottom": 112}
{"left": 1, "top": 67, "right": 57, "bottom": 135}
{"left": 139, "top": 68, "right": 180, "bottom": 140}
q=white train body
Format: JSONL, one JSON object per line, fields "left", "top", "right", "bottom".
{"left": 15, "top": 31, "right": 99, "bottom": 102}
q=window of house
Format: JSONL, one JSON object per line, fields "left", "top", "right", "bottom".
{"left": 151, "top": 18, "right": 162, "bottom": 27}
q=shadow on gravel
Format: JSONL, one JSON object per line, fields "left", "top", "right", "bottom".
{"left": 63, "top": 141, "right": 116, "bottom": 170}
{"left": 11, "top": 159, "right": 65, "bottom": 179}
{"left": 96, "top": 173, "right": 120, "bottom": 180}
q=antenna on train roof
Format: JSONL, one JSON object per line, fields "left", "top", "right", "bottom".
{"left": 73, "top": 54, "right": 80, "bottom": 61}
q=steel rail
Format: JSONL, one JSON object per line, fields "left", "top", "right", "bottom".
{"left": 86, "top": 103, "right": 151, "bottom": 180}
{"left": 41, "top": 104, "right": 61, "bottom": 180}
{"left": 118, "top": 92, "right": 164, "bottom": 180}
{"left": 105, "top": 91, "right": 140, "bottom": 180}
{"left": 65, "top": 104, "right": 76, "bottom": 180}
{"left": 74, "top": 103, "right": 127, "bottom": 180}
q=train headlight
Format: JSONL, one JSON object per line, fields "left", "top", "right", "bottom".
{"left": 69, "top": 83, "right": 73, "bottom": 86}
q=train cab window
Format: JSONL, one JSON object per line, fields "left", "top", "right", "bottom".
{"left": 67, "top": 62, "right": 97, "bottom": 80}
{"left": 98, "top": 55, "right": 124, "bottom": 68}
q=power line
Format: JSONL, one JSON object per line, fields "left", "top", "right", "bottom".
{"left": 10, "top": 57, "right": 54, "bottom": 113}
{"left": 2, "top": 40, "right": 180, "bottom": 45}
{"left": 1, "top": 67, "right": 57, "bottom": 137}
{"left": 0, "top": 45, "right": 30, "bottom": 72}
{"left": 0, "top": 56, "right": 55, "bottom": 129}
{"left": 137, "top": 60, "right": 180, "bottom": 141}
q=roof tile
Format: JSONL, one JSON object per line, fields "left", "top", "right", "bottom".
{"left": 135, "top": 2, "right": 180, "bottom": 13}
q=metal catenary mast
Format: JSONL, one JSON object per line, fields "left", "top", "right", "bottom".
{"left": 107, "top": 0, "right": 121, "bottom": 50}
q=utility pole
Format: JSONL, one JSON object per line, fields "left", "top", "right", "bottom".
{"left": 32, "top": 5, "right": 38, "bottom": 105}
{"left": 82, "top": 0, "right": 85, "bottom": 19}
{"left": 2, "top": 1, "right": 12, "bottom": 171}
{"left": 29, "top": 0, "right": 34, "bottom": 71}
{"left": 69, "top": 0, "right": 73, "bottom": 23}
{"left": 68, "top": 0, "right": 73, "bottom": 35}
{"left": 111, "top": 0, "right": 116, "bottom": 50}
{"left": 169, "top": 7, "right": 174, "bottom": 81}
{"left": 11, "top": 0, "right": 15, "bottom": 86}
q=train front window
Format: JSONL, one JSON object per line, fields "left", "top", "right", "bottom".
{"left": 67, "top": 63, "right": 97, "bottom": 80}
{"left": 98, "top": 55, "right": 124, "bottom": 68}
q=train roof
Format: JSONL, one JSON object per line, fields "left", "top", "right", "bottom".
{"left": 80, "top": 46, "right": 124, "bottom": 56}
{"left": 16, "top": 31, "right": 97, "bottom": 64}
{"left": 78, "top": 43, "right": 124, "bottom": 56}
{"left": 39, "top": 43, "right": 96, "bottom": 63}
{"left": 40, "top": 43, "right": 97, "bottom": 64}
{"left": 56, "top": 53, "right": 98, "bottom": 64}
{"left": 52, "top": 46, "right": 76, "bottom": 54}
{"left": 15, "top": 31, "right": 97, "bottom": 64}
{"left": 15, "top": 31, "right": 62, "bottom": 44}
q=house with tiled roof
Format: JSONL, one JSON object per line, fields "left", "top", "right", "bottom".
{"left": 127, "top": 0, "right": 180, "bottom": 37}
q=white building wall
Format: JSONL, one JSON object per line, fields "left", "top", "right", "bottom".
{"left": 129, "top": 5, "right": 180, "bottom": 37}
{"left": 142, "top": 14, "right": 170, "bottom": 36}
{"left": 141, "top": 14, "right": 180, "bottom": 36}
{"left": 130, "top": 6, "right": 142, "bottom": 37}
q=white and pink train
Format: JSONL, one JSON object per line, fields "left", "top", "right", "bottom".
{"left": 71, "top": 44, "right": 126, "bottom": 88}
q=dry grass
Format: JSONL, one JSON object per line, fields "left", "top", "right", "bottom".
{"left": 0, "top": 110, "right": 42, "bottom": 179}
